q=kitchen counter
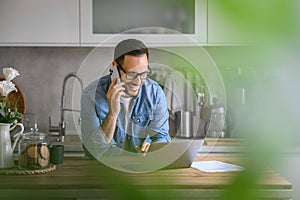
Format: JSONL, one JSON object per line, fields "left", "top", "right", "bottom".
{"left": 200, "top": 138, "right": 245, "bottom": 156}
{"left": 62, "top": 135, "right": 246, "bottom": 156}
{"left": 0, "top": 156, "right": 292, "bottom": 199}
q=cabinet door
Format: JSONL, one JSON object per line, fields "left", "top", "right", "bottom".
{"left": 208, "top": 0, "right": 246, "bottom": 45}
{"left": 80, "top": 0, "right": 207, "bottom": 46}
{"left": 0, "top": 0, "right": 79, "bottom": 46}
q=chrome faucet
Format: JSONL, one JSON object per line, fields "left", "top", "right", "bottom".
{"left": 49, "top": 72, "right": 83, "bottom": 142}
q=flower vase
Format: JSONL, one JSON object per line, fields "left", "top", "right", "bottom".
{"left": 0, "top": 123, "right": 24, "bottom": 168}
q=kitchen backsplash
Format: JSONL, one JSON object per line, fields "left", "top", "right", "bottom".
{"left": 0, "top": 46, "right": 299, "bottom": 143}
{"left": 0, "top": 47, "right": 94, "bottom": 133}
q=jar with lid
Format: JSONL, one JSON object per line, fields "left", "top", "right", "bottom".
{"left": 204, "top": 97, "right": 228, "bottom": 138}
{"left": 18, "top": 133, "right": 50, "bottom": 169}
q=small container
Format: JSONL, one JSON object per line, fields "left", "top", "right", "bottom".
{"left": 18, "top": 133, "right": 50, "bottom": 169}
{"left": 50, "top": 145, "right": 64, "bottom": 165}
{"left": 205, "top": 105, "right": 228, "bottom": 138}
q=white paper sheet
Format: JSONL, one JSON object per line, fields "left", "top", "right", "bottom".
{"left": 191, "top": 160, "right": 245, "bottom": 172}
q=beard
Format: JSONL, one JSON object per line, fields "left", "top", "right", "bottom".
{"left": 124, "top": 82, "right": 142, "bottom": 97}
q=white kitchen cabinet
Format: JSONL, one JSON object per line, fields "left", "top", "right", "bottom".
{"left": 0, "top": 0, "right": 79, "bottom": 46}
{"left": 80, "top": 0, "right": 207, "bottom": 46}
{"left": 208, "top": 0, "right": 247, "bottom": 45}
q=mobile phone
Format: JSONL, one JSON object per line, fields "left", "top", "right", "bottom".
{"left": 110, "top": 66, "right": 121, "bottom": 83}
{"left": 110, "top": 66, "right": 130, "bottom": 97}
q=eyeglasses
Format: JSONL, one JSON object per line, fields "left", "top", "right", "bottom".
{"left": 116, "top": 62, "right": 152, "bottom": 80}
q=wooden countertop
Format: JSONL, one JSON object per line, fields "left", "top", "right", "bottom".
{"left": 204, "top": 138, "right": 245, "bottom": 146}
{"left": 62, "top": 135, "right": 246, "bottom": 153}
{"left": 0, "top": 156, "right": 292, "bottom": 199}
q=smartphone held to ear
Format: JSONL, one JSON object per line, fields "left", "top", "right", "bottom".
{"left": 110, "top": 66, "right": 121, "bottom": 83}
{"left": 110, "top": 66, "right": 130, "bottom": 97}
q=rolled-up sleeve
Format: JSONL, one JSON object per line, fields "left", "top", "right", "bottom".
{"left": 80, "top": 81, "right": 111, "bottom": 155}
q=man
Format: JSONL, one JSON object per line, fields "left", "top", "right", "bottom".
{"left": 81, "top": 39, "right": 171, "bottom": 157}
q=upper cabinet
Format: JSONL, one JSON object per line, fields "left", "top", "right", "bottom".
{"left": 80, "top": 0, "right": 207, "bottom": 46}
{"left": 0, "top": 0, "right": 252, "bottom": 46}
{"left": 208, "top": 0, "right": 248, "bottom": 45}
{"left": 0, "top": 0, "right": 79, "bottom": 46}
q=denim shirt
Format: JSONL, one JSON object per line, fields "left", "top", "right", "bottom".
{"left": 81, "top": 75, "right": 171, "bottom": 153}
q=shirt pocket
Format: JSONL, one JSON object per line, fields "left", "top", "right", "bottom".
{"left": 132, "top": 113, "right": 153, "bottom": 127}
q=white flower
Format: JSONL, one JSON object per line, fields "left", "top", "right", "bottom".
{"left": 2, "top": 67, "right": 20, "bottom": 81}
{"left": 0, "top": 80, "right": 17, "bottom": 96}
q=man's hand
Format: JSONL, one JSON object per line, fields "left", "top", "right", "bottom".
{"left": 106, "top": 78, "right": 126, "bottom": 118}
{"left": 135, "top": 141, "right": 151, "bottom": 156}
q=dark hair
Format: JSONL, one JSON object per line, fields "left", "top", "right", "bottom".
{"left": 115, "top": 48, "right": 149, "bottom": 65}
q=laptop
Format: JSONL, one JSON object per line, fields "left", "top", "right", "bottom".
{"left": 147, "top": 139, "right": 204, "bottom": 169}
{"left": 98, "top": 139, "right": 204, "bottom": 172}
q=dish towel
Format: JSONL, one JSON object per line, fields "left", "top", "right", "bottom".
{"left": 163, "top": 70, "right": 196, "bottom": 114}
{"left": 163, "top": 70, "right": 185, "bottom": 114}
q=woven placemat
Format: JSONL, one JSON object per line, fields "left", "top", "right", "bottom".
{"left": 0, "top": 164, "right": 56, "bottom": 175}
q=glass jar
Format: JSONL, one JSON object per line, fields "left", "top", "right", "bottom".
{"left": 18, "top": 133, "right": 50, "bottom": 170}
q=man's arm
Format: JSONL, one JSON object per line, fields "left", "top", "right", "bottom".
{"left": 80, "top": 82, "right": 110, "bottom": 152}
{"left": 135, "top": 86, "right": 171, "bottom": 154}
{"left": 100, "top": 78, "right": 126, "bottom": 143}
{"left": 99, "top": 112, "right": 117, "bottom": 143}
{"left": 135, "top": 104, "right": 170, "bottom": 154}
{"left": 149, "top": 86, "right": 171, "bottom": 142}
{"left": 81, "top": 78, "right": 126, "bottom": 144}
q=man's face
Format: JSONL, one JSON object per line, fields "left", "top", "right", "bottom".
{"left": 119, "top": 54, "right": 149, "bottom": 97}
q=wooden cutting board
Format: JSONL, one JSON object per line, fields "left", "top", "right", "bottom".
{"left": 0, "top": 77, "right": 26, "bottom": 115}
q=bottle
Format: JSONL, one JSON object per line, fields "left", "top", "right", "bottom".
{"left": 236, "top": 67, "right": 246, "bottom": 105}
{"left": 205, "top": 97, "right": 227, "bottom": 138}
